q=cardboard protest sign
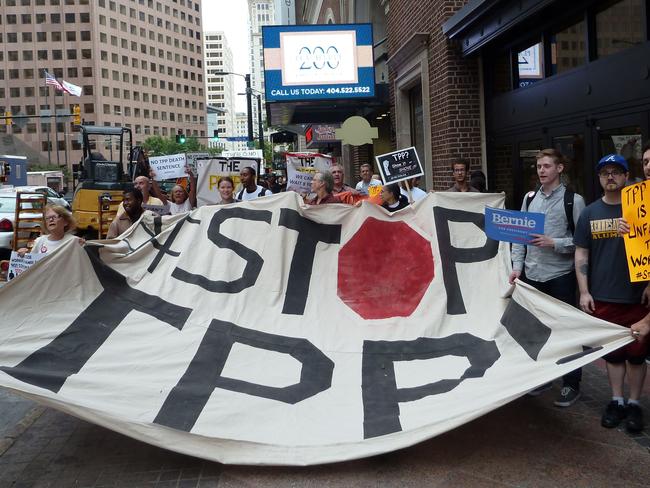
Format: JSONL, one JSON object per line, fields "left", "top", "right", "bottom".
{"left": 285, "top": 152, "right": 333, "bottom": 193}
{"left": 485, "top": 207, "right": 545, "bottom": 244}
{"left": 622, "top": 180, "right": 650, "bottom": 281}
{"left": 0, "top": 193, "right": 631, "bottom": 466}
{"left": 149, "top": 153, "right": 187, "bottom": 180}
{"left": 196, "top": 157, "right": 261, "bottom": 206}
{"left": 7, "top": 251, "right": 43, "bottom": 280}
{"left": 375, "top": 147, "right": 424, "bottom": 185}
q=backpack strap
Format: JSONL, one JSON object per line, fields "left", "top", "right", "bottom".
{"left": 259, "top": 187, "right": 267, "bottom": 197}
{"left": 236, "top": 189, "right": 244, "bottom": 200}
{"left": 563, "top": 188, "right": 575, "bottom": 235}
{"left": 524, "top": 189, "right": 538, "bottom": 211}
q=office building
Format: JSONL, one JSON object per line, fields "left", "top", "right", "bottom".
{"left": 204, "top": 31, "right": 235, "bottom": 150}
{"left": 0, "top": 0, "right": 207, "bottom": 172}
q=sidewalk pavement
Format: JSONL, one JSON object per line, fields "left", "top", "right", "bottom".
{"left": 0, "top": 360, "right": 648, "bottom": 488}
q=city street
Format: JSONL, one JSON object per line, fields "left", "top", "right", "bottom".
{"left": 0, "top": 361, "right": 648, "bottom": 488}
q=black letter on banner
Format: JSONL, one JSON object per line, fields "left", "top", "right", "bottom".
{"left": 433, "top": 207, "right": 498, "bottom": 315}
{"left": 154, "top": 319, "right": 334, "bottom": 431}
{"left": 361, "top": 333, "right": 500, "bottom": 439}
{"left": 500, "top": 299, "right": 551, "bottom": 361}
{"left": 172, "top": 207, "right": 272, "bottom": 293}
{"left": 278, "top": 208, "right": 341, "bottom": 315}
{"left": 0, "top": 248, "right": 192, "bottom": 393}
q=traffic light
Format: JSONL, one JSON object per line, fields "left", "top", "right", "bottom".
{"left": 4, "top": 111, "right": 11, "bottom": 126}
{"left": 212, "top": 129, "right": 219, "bottom": 142}
{"left": 72, "top": 105, "right": 81, "bottom": 125}
{"left": 175, "top": 131, "right": 186, "bottom": 144}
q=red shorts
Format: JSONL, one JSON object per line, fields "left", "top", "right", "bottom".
{"left": 594, "top": 301, "right": 649, "bottom": 364}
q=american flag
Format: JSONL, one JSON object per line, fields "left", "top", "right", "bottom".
{"left": 44, "top": 71, "right": 64, "bottom": 91}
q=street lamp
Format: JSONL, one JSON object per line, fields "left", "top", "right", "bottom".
{"left": 214, "top": 71, "right": 254, "bottom": 145}
{"left": 238, "top": 90, "right": 265, "bottom": 152}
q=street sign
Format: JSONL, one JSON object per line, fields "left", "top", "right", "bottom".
{"left": 225, "top": 136, "right": 249, "bottom": 142}
{"left": 375, "top": 146, "right": 424, "bottom": 185}
{"left": 222, "top": 149, "right": 264, "bottom": 159}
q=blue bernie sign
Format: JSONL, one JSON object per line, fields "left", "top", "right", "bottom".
{"left": 484, "top": 207, "right": 545, "bottom": 245}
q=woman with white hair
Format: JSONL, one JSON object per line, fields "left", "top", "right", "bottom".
{"left": 19, "top": 205, "right": 83, "bottom": 256}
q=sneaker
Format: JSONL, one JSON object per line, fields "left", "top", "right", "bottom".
{"left": 527, "top": 382, "right": 553, "bottom": 397}
{"left": 601, "top": 401, "right": 627, "bottom": 428}
{"left": 554, "top": 386, "right": 581, "bottom": 407}
{"left": 626, "top": 404, "right": 644, "bottom": 433}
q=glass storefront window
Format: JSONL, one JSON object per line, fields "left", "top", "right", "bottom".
{"left": 596, "top": 0, "right": 644, "bottom": 59}
{"left": 492, "top": 52, "right": 512, "bottom": 93}
{"left": 517, "top": 41, "right": 543, "bottom": 88}
{"left": 492, "top": 144, "right": 514, "bottom": 208}
{"left": 551, "top": 20, "right": 586, "bottom": 75}
{"left": 598, "top": 126, "right": 644, "bottom": 183}
{"left": 519, "top": 141, "right": 543, "bottom": 195}
{"left": 409, "top": 85, "right": 425, "bottom": 187}
{"left": 552, "top": 134, "right": 585, "bottom": 197}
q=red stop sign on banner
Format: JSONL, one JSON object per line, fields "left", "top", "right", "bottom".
{"left": 337, "top": 217, "right": 434, "bottom": 319}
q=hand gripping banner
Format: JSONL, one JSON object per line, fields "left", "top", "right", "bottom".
{"left": 0, "top": 192, "right": 633, "bottom": 465}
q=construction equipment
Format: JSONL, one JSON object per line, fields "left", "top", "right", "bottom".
{"left": 72, "top": 126, "right": 133, "bottom": 238}
{"left": 97, "top": 192, "right": 123, "bottom": 239}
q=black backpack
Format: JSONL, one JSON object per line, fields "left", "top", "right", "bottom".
{"left": 525, "top": 187, "right": 575, "bottom": 235}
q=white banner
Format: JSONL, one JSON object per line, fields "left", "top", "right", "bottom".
{"left": 0, "top": 193, "right": 632, "bottom": 466}
{"left": 149, "top": 153, "right": 187, "bottom": 180}
{"left": 285, "top": 152, "right": 333, "bottom": 193}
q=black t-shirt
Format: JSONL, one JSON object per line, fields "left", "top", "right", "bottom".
{"left": 574, "top": 198, "right": 645, "bottom": 303}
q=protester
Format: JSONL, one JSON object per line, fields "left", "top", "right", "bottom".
{"left": 509, "top": 149, "right": 586, "bottom": 406}
{"left": 307, "top": 170, "right": 340, "bottom": 205}
{"left": 149, "top": 166, "right": 197, "bottom": 214}
{"left": 116, "top": 175, "right": 163, "bottom": 217}
{"left": 267, "top": 173, "right": 282, "bottom": 194}
{"left": 19, "top": 205, "right": 82, "bottom": 256}
{"left": 355, "top": 163, "right": 382, "bottom": 196}
{"left": 574, "top": 154, "right": 649, "bottom": 433}
{"left": 107, "top": 187, "right": 147, "bottom": 239}
{"left": 470, "top": 170, "right": 487, "bottom": 192}
{"left": 236, "top": 166, "right": 271, "bottom": 201}
{"left": 381, "top": 184, "right": 409, "bottom": 212}
{"left": 331, "top": 164, "right": 355, "bottom": 195}
{"left": 216, "top": 176, "right": 237, "bottom": 205}
{"left": 446, "top": 158, "right": 479, "bottom": 192}
{"left": 400, "top": 177, "right": 427, "bottom": 202}
{"left": 618, "top": 143, "right": 650, "bottom": 235}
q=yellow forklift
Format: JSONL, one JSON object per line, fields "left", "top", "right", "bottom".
{"left": 72, "top": 126, "right": 138, "bottom": 238}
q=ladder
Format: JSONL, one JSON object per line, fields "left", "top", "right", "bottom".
{"left": 12, "top": 191, "right": 47, "bottom": 251}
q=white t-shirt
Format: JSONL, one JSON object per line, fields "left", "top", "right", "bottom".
{"left": 169, "top": 199, "right": 193, "bottom": 215}
{"left": 31, "top": 233, "right": 77, "bottom": 255}
{"left": 400, "top": 186, "right": 427, "bottom": 202}
{"left": 237, "top": 185, "right": 270, "bottom": 201}
{"left": 355, "top": 179, "right": 382, "bottom": 195}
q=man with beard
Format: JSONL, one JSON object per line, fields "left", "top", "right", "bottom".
{"left": 107, "top": 186, "right": 146, "bottom": 239}
{"left": 574, "top": 154, "right": 649, "bottom": 433}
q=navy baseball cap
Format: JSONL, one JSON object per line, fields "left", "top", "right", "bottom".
{"left": 596, "top": 154, "right": 628, "bottom": 172}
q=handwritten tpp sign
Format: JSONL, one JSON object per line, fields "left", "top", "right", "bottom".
{"left": 375, "top": 147, "right": 424, "bottom": 185}
{"left": 7, "top": 252, "right": 43, "bottom": 281}
{"left": 149, "top": 153, "right": 187, "bottom": 181}
{"left": 622, "top": 180, "right": 650, "bottom": 282}
{"left": 484, "top": 207, "right": 545, "bottom": 244}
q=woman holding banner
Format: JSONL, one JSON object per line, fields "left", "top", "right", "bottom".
{"left": 380, "top": 184, "right": 409, "bottom": 213}
{"left": 19, "top": 205, "right": 82, "bottom": 256}
{"left": 216, "top": 177, "right": 238, "bottom": 205}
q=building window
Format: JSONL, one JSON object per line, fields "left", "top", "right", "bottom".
{"left": 517, "top": 41, "right": 544, "bottom": 88}
{"left": 596, "top": 0, "right": 644, "bottom": 59}
{"left": 551, "top": 19, "right": 586, "bottom": 75}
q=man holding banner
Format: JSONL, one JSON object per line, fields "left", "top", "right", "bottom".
{"left": 509, "top": 149, "right": 586, "bottom": 407}
{"left": 354, "top": 164, "right": 382, "bottom": 196}
{"left": 574, "top": 154, "right": 648, "bottom": 433}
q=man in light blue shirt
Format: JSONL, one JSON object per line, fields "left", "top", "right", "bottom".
{"left": 509, "top": 148, "right": 586, "bottom": 407}
{"left": 355, "top": 163, "right": 382, "bottom": 196}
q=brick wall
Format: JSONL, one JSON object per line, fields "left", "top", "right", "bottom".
{"left": 387, "top": 0, "right": 483, "bottom": 191}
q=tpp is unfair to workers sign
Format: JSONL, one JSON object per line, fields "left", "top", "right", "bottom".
{"left": 0, "top": 193, "right": 632, "bottom": 465}
{"left": 622, "top": 180, "right": 650, "bottom": 281}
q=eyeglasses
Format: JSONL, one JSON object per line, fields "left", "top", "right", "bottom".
{"left": 45, "top": 215, "right": 61, "bottom": 221}
{"left": 598, "top": 169, "right": 625, "bottom": 178}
